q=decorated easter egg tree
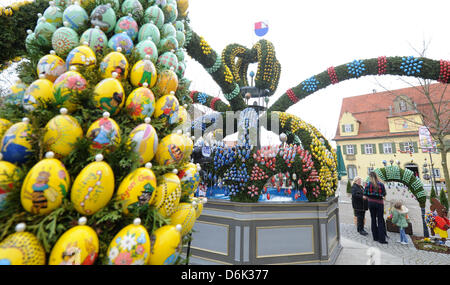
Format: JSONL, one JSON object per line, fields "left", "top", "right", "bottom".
{"left": 0, "top": 0, "right": 202, "bottom": 265}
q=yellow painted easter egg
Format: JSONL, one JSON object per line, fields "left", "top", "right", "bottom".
{"left": 21, "top": 152, "right": 70, "bottom": 215}
{"left": 106, "top": 218, "right": 151, "bottom": 265}
{"left": 0, "top": 118, "right": 12, "bottom": 140}
{"left": 177, "top": 0, "right": 189, "bottom": 17}
{"left": 169, "top": 202, "right": 197, "bottom": 236}
{"left": 0, "top": 154, "right": 20, "bottom": 209}
{"left": 93, "top": 74, "right": 125, "bottom": 115}
{"left": 130, "top": 56, "right": 157, "bottom": 88}
{"left": 128, "top": 118, "right": 158, "bottom": 164}
{"left": 154, "top": 68, "right": 178, "bottom": 96}
{"left": 178, "top": 105, "right": 188, "bottom": 124}
{"left": 70, "top": 154, "right": 114, "bottom": 215}
{"left": 53, "top": 68, "right": 87, "bottom": 112}
{"left": 5, "top": 80, "right": 27, "bottom": 105}
{"left": 66, "top": 43, "right": 97, "bottom": 68}
{"left": 86, "top": 112, "right": 121, "bottom": 152}
{"left": 153, "top": 93, "right": 180, "bottom": 125}
{"left": 48, "top": 217, "right": 99, "bottom": 265}
{"left": 155, "top": 132, "right": 185, "bottom": 166}
{"left": 177, "top": 162, "right": 200, "bottom": 198}
{"left": 183, "top": 133, "right": 194, "bottom": 158}
{"left": 125, "top": 85, "right": 156, "bottom": 120}
{"left": 147, "top": 224, "right": 182, "bottom": 265}
{"left": 0, "top": 118, "right": 33, "bottom": 164}
{"left": 0, "top": 223, "right": 46, "bottom": 265}
{"left": 99, "top": 50, "right": 129, "bottom": 80}
{"left": 192, "top": 197, "right": 207, "bottom": 219}
{"left": 153, "top": 172, "right": 181, "bottom": 218}
{"left": 43, "top": 108, "right": 83, "bottom": 157}
{"left": 37, "top": 51, "right": 67, "bottom": 82}
{"left": 22, "top": 76, "right": 54, "bottom": 111}
{"left": 116, "top": 163, "right": 157, "bottom": 214}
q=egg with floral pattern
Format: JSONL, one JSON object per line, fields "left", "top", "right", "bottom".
{"left": 53, "top": 69, "right": 87, "bottom": 112}
{"left": 108, "top": 32, "right": 134, "bottom": 54}
{"left": 51, "top": 25, "right": 79, "bottom": 57}
{"left": 157, "top": 51, "right": 178, "bottom": 71}
{"left": 125, "top": 86, "right": 156, "bottom": 120}
{"left": 115, "top": 15, "right": 138, "bottom": 41}
{"left": 79, "top": 26, "right": 108, "bottom": 54}
{"left": 135, "top": 38, "right": 158, "bottom": 62}
{"left": 158, "top": 36, "right": 178, "bottom": 54}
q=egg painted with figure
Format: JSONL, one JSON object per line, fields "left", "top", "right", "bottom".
{"left": 116, "top": 166, "right": 157, "bottom": 214}
{"left": 135, "top": 39, "right": 158, "bottom": 62}
{"left": 153, "top": 94, "right": 180, "bottom": 125}
{"left": 0, "top": 230, "right": 46, "bottom": 265}
{"left": 93, "top": 78, "right": 125, "bottom": 115}
{"left": 34, "top": 20, "right": 56, "bottom": 47}
{"left": 144, "top": 6, "right": 164, "bottom": 29}
{"left": 169, "top": 203, "right": 196, "bottom": 236}
{"left": 43, "top": 111, "right": 83, "bottom": 157}
{"left": 70, "top": 157, "right": 114, "bottom": 215}
{"left": 43, "top": 2, "right": 63, "bottom": 28}
{"left": 5, "top": 81, "right": 27, "bottom": 105}
{"left": 158, "top": 36, "right": 178, "bottom": 54}
{"left": 155, "top": 133, "right": 185, "bottom": 166}
{"left": 90, "top": 4, "right": 116, "bottom": 33}
{"left": 100, "top": 51, "right": 129, "bottom": 80}
{"left": 147, "top": 224, "right": 181, "bottom": 265}
{"left": 162, "top": 3, "right": 177, "bottom": 23}
{"left": 138, "top": 22, "right": 160, "bottom": 44}
{"left": 80, "top": 27, "right": 108, "bottom": 54}
{"left": 115, "top": 15, "right": 138, "bottom": 41}
{"left": 130, "top": 58, "right": 157, "bottom": 88}
{"left": 62, "top": 4, "right": 88, "bottom": 32}
{"left": 157, "top": 51, "right": 178, "bottom": 71}
{"left": 108, "top": 32, "right": 134, "bottom": 54}
{"left": 22, "top": 78, "right": 54, "bottom": 112}
{"left": 86, "top": 116, "right": 121, "bottom": 151}
{"left": 49, "top": 222, "right": 99, "bottom": 265}
{"left": 121, "top": 0, "right": 143, "bottom": 19}
{"left": 154, "top": 68, "right": 178, "bottom": 96}
{"left": 21, "top": 155, "right": 70, "bottom": 215}
{"left": 53, "top": 70, "right": 87, "bottom": 112}
{"left": 0, "top": 120, "right": 33, "bottom": 164}
{"left": 178, "top": 163, "right": 200, "bottom": 198}
{"left": 66, "top": 45, "right": 96, "bottom": 69}
{"left": 106, "top": 220, "right": 150, "bottom": 265}
{"left": 52, "top": 26, "right": 79, "bottom": 57}
{"left": 37, "top": 52, "right": 66, "bottom": 82}
{"left": 153, "top": 172, "right": 181, "bottom": 217}
{"left": 129, "top": 122, "right": 158, "bottom": 165}
{"left": 0, "top": 159, "right": 20, "bottom": 209}
{"left": 125, "top": 86, "right": 155, "bottom": 120}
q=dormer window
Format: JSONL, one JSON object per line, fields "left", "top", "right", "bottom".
{"left": 343, "top": 124, "right": 353, "bottom": 133}
{"left": 393, "top": 95, "right": 414, "bottom": 113}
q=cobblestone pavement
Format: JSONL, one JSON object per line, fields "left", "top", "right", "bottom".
{"left": 335, "top": 182, "right": 450, "bottom": 265}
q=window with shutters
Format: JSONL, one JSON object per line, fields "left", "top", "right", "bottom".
{"left": 364, "top": 144, "right": 374, "bottom": 154}
{"left": 383, "top": 143, "right": 393, "bottom": 154}
{"left": 404, "top": 142, "right": 415, "bottom": 153}
{"left": 342, "top": 124, "right": 354, "bottom": 133}
{"left": 346, "top": 145, "right": 355, "bottom": 155}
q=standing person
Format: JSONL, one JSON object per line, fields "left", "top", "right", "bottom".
{"left": 391, "top": 201, "right": 410, "bottom": 245}
{"left": 351, "top": 176, "right": 369, "bottom": 236}
{"left": 364, "top": 172, "right": 388, "bottom": 244}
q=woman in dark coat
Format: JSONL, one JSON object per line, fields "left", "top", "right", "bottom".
{"left": 364, "top": 172, "right": 388, "bottom": 244}
{"left": 351, "top": 176, "right": 368, "bottom": 236}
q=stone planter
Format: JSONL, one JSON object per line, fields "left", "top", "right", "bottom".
{"left": 188, "top": 196, "right": 341, "bottom": 265}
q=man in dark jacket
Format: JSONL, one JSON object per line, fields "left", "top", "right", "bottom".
{"left": 351, "top": 176, "right": 369, "bottom": 236}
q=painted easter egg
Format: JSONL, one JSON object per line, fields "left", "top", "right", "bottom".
{"left": 157, "top": 51, "right": 179, "bottom": 71}
{"left": 183, "top": 133, "right": 194, "bottom": 157}
{"left": 52, "top": 24, "right": 79, "bottom": 57}
{"left": 174, "top": 48, "right": 185, "bottom": 62}
{"left": 161, "top": 23, "right": 176, "bottom": 38}
{"left": 192, "top": 197, "right": 207, "bottom": 219}
{"left": 135, "top": 38, "right": 158, "bottom": 62}
{"left": 158, "top": 36, "right": 178, "bottom": 54}
{"left": 153, "top": 172, "right": 181, "bottom": 217}
{"left": 174, "top": 20, "right": 184, "bottom": 32}
{"left": 169, "top": 202, "right": 196, "bottom": 236}
{"left": 106, "top": 218, "right": 150, "bottom": 265}
{"left": 155, "top": 133, "right": 186, "bottom": 166}
{"left": 37, "top": 51, "right": 67, "bottom": 82}
{"left": 98, "top": 0, "right": 120, "bottom": 13}
{"left": 62, "top": 3, "right": 88, "bottom": 32}
{"left": 99, "top": 50, "right": 129, "bottom": 80}
{"left": 25, "top": 30, "right": 39, "bottom": 55}
{"left": 125, "top": 86, "right": 156, "bottom": 120}
{"left": 34, "top": 19, "right": 57, "bottom": 47}
{"left": 86, "top": 112, "right": 121, "bottom": 151}
{"left": 115, "top": 15, "right": 138, "bottom": 41}
{"left": 162, "top": 3, "right": 177, "bottom": 23}
{"left": 176, "top": 30, "right": 185, "bottom": 47}
{"left": 121, "top": 0, "right": 143, "bottom": 19}
{"left": 153, "top": 93, "right": 180, "bottom": 125}
{"left": 130, "top": 56, "right": 158, "bottom": 88}
{"left": 177, "top": 162, "right": 200, "bottom": 198}
{"left": 43, "top": 108, "right": 83, "bottom": 157}
{"left": 176, "top": 60, "right": 186, "bottom": 78}
{"left": 43, "top": 1, "right": 63, "bottom": 28}
{"left": 66, "top": 44, "right": 97, "bottom": 69}
{"left": 0, "top": 119, "right": 12, "bottom": 141}
{"left": 21, "top": 152, "right": 70, "bottom": 215}
{"left": 177, "top": 0, "right": 189, "bottom": 17}
{"left": 0, "top": 118, "right": 33, "bottom": 164}
{"left": 116, "top": 163, "right": 157, "bottom": 214}
{"left": 48, "top": 217, "right": 99, "bottom": 265}
{"left": 138, "top": 22, "right": 160, "bottom": 44}
{"left": 0, "top": 223, "right": 46, "bottom": 265}
{"left": 177, "top": 105, "right": 188, "bottom": 126}
{"left": 147, "top": 224, "right": 182, "bottom": 265}
{"left": 53, "top": 68, "right": 87, "bottom": 112}
{"left": 90, "top": 4, "right": 116, "bottom": 33}
{"left": 22, "top": 76, "right": 54, "bottom": 112}
{"left": 93, "top": 74, "right": 125, "bottom": 115}
{"left": 144, "top": 6, "right": 164, "bottom": 29}
{"left": 108, "top": 32, "right": 134, "bottom": 54}
{"left": 128, "top": 118, "right": 158, "bottom": 164}
{"left": 54, "top": 0, "right": 70, "bottom": 10}
{"left": 154, "top": 68, "right": 178, "bottom": 96}
{"left": 5, "top": 80, "right": 27, "bottom": 105}
{"left": 79, "top": 26, "right": 108, "bottom": 54}
{"left": 0, "top": 153, "right": 20, "bottom": 209}
{"left": 70, "top": 154, "right": 114, "bottom": 215}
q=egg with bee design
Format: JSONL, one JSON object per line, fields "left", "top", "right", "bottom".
{"left": 155, "top": 133, "right": 185, "bottom": 166}
{"left": 20, "top": 152, "right": 70, "bottom": 215}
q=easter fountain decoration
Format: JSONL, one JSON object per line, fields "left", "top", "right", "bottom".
{"left": 0, "top": 0, "right": 204, "bottom": 265}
